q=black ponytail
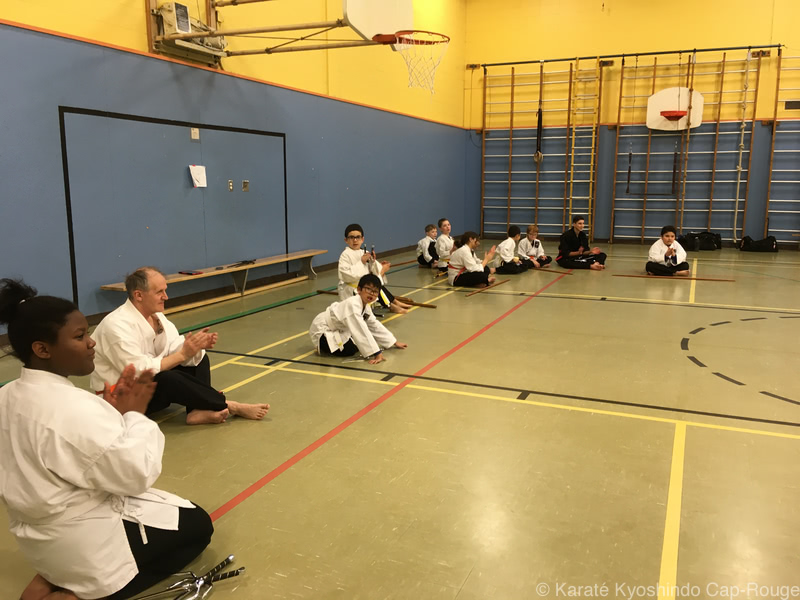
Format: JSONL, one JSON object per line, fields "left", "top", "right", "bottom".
{"left": 0, "top": 279, "right": 78, "bottom": 365}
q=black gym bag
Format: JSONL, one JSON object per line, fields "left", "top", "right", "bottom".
{"left": 677, "top": 231, "right": 722, "bottom": 251}
{"left": 738, "top": 235, "right": 778, "bottom": 252}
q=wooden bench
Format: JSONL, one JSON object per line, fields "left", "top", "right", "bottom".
{"left": 101, "top": 249, "right": 327, "bottom": 313}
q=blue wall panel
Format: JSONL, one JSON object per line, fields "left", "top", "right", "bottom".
{"left": 0, "top": 24, "right": 480, "bottom": 316}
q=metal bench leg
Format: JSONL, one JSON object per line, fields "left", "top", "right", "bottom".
{"left": 299, "top": 256, "right": 317, "bottom": 280}
{"left": 231, "top": 270, "right": 249, "bottom": 294}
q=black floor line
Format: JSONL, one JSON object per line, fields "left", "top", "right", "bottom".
{"left": 761, "top": 391, "right": 800, "bottom": 407}
{"left": 713, "top": 372, "right": 746, "bottom": 386}
{"left": 687, "top": 356, "right": 707, "bottom": 368}
{"left": 689, "top": 327, "right": 705, "bottom": 334}
{"left": 710, "top": 321, "right": 732, "bottom": 326}
{"left": 741, "top": 317, "right": 767, "bottom": 321}
{"left": 209, "top": 349, "right": 800, "bottom": 430}
{"left": 681, "top": 338, "right": 690, "bottom": 350}
{"left": 385, "top": 284, "right": 800, "bottom": 315}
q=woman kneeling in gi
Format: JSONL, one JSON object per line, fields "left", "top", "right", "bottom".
{"left": 0, "top": 278, "right": 213, "bottom": 600}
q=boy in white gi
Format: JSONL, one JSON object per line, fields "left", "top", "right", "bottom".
{"left": 495, "top": 225, "right": 527, "bottom": 274}
{"left": 416, "top": 224, "right": 439, "bottom": 268}
{"left": 310, "top": 274, "right": 408, "bottom": 365}
{"left": 338, "top": 223, "right": 411, "bottom": 314}
{"left": 448, "top": 232, "right": 497, "bottom": 287}
{"left": 435, "top": 218, "right": 455, "bottom": 274}
{"left": 518, "top": 224, "right": 552, "bottom": 268}
{"left": 646, "top": 225, "right": 690, "bottom": 276}
{"left": 0, "top": 278, "right": 213, "bottom": 600}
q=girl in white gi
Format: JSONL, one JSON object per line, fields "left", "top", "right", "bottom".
{"left": 517, "top": 224, "right": 552, "bottom": 268}
{"left": 646, "top": 225, "right": 690, "bottom": 276}
{"left": 0, "top": 279, "right": 213, "bottom": 600}
{"left": 338, "top": 223, "right": 411, "bottom": 314}
{"left": 495, "top": 225, "right": 527, "bottom": 275}
{"left": 447, "top": 232, "right": 497, "bottom": 287}
{"left": 416, "top": 224, "right": 439, "bottom": 268}
{"left": 310, "top": 274, "right": 407, "bottom": 365}
{"left": 435, "top": 218, "right": 454, "bottom": 274}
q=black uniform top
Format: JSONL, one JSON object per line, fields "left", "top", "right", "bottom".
{"left": 557, "top": 228, "right": 589, "bottom": 260}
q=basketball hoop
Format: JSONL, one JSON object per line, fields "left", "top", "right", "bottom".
{"left": 660, "top": 110, "right": 687, "bottom": 121}
{"left": 374, "top": 30, "right": 449, "bottom": 94}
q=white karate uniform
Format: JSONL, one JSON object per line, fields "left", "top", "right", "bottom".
{"left": 416, "top": 236, "right": 437, "bottom": 262}
{"left": 496, "top": 237, "right": 518, "bottom": 265}
{"left": 447, "top": 244, "right": 484, "bottom": 285}
{"left": 435, "top": 235, "right": 454, "bottom": 266}
{"left": 89, "top": 299, "right": 204, "bottom": 392}
{"left": 518, "top": 237, "right": 547, "bottom": 260}
{"left": 309, "top": 294, "right": 397, "bottom": 358}
{"left": 648, "top": 239, "right": 687, "bottom": 265}
{"left": 0, "top": 368, "right": 192, "bottom": 599}
{"left": 337, "top": 247, "right": 384, "bottom": 301}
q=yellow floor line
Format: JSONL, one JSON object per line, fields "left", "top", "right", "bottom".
{"left": 216, "top": 282, "right": 456, "bottom": 393}
{"left": 689, "top": 258, "right": 698, "bottom": 304}
{"left": 657, "top": 423, "right": 687, "bottom": 600}
{"left": 228, "top": 359, "right": 800, "bottom": 441}
{"left": 221, "top": 349, "right": 316, "bottom": 393}
{"left": 212, "top": 278, "right": 450, "bottom": 373}
{"left": 154, "top": 408, "right": 185, "bottom": 424}
{"left": 211, "top": 331, "right": 308, "bottom": 371}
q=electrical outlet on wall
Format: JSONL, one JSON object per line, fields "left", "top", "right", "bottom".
{"left": 242, "top": 180, "right": 249, "bottom": 192}
{"left": 228, "top": 180, "right": 233, "bottom": 191}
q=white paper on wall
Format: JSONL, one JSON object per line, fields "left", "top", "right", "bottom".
{"left": 189, "top": 165, "right": 207, "bottom": 188}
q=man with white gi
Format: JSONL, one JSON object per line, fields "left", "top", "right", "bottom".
{"left": 91, "top": 267, "right": 269, "bottom": 425}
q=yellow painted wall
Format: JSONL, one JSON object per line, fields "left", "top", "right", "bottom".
{"left": 464, "top": 0, "right": 800, "bottom": 129}
{"left": 4, "top": 0, "right": 800, "bottom": 130}
{"left": 1, "top": 0, "right": 466, "bottom": 127}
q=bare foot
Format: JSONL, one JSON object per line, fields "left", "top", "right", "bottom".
{"left": 389, "top": 303, "right": 408, "bottom": 314}
{"left": 590, "top": 263, "right": 604, "bottom": 271}
{"left": 487, "top": 276, "right": 496, "bottom": 284}
{"left": 186, "top": 408, "right": 229, "bottom": 425}
{"left": 21, "top": 575, "right": 78, "bottom": 600}
{"left": 228, "top": 401, "right": 270, "bottom": 420}
{"left": 676, "top": 270, "right": 690, "bottom": 276}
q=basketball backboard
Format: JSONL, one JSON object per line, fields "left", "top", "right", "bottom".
{"left": 343, "top": 0, "right": 413, "bottom": 41}
{"left": 646, "top": 87, "right": 704, "bottom": 131}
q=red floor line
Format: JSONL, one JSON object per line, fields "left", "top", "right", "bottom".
{"left": 209, "top": 272, "right": 569, "bottom": 522}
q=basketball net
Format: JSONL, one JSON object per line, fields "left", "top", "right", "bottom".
{"left": 393, "top": 31, "right": 450, "bottom": 94}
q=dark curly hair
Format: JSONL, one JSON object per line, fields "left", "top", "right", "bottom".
{"left": 0, "top": 279, "right": 78, "bottom": 365}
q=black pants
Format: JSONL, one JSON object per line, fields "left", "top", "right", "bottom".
{"left": 319, "top": 335, "right": 359, "bottom": 357}
{"left": 148, "top": 355, "right": 227, "bottom": 415}
{"left": 521, "top": 256, "right": 552, "bottom": 268}
{"left": 496, "top": 260, "right": 527, "bottom": 274}
{"left": 556, "top": 252, "right": 607, "bottom": 269}
{"left": 107, "top": 505, "right": 214, "bottom": 600}
{"left": 646, "top": 261, "right": 690, "bottom": 276}
{"left": 417, "top": 255, "right": 436, "bottom": 267}
{"left": 454, "top": 267, "right": 491, "bottom": 287}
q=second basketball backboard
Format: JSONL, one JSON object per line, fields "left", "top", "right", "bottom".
{"left": 343, "top": 0, "right": 413, "bottom": 41}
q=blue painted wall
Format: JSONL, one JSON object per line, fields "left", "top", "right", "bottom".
{"left": 0, "top": 24, "right": 481, "bottom": 315}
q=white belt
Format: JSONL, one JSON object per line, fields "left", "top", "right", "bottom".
{"left": 111, "top": 495, "right": 149, "bottom": 544}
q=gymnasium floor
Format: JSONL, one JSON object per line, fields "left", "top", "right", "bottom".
{"left": 2, "top": 245, "right": 800, "bottom": 599}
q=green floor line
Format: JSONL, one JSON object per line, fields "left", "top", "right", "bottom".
{"left": 178, "top": 286, "right": 336, "bottom": 333}
{"left": 177, "top": 262, "right": 420, "bottom": 333}
{"left": 0, "top": 264, "right": 422, "bottom": 385}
